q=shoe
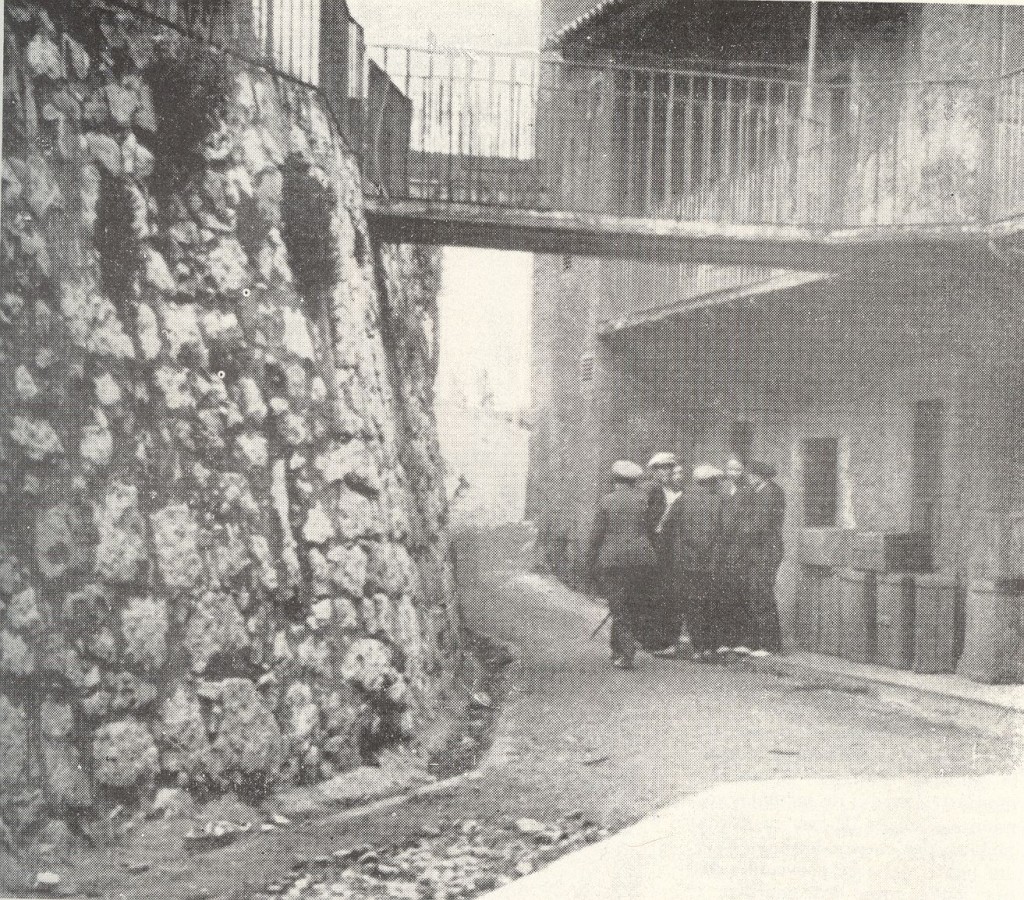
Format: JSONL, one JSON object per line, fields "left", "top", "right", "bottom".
{"left": 652, "top": 647, "right": 679, "bottom": 659}
{"left": 716, "top": 646, "right": 731, "bottom": 655}
{"left": 749, "top": 649, "right": 770, "bottom": 658}
{"left": 733, "top": 646, "right": 752, "bottom": 655}
{"left": 611, "top": 657, "right": 634, "bottom": 670}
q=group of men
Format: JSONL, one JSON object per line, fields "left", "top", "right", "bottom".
{"left": 586, "top": 452, "right": 785, "bottom": 670}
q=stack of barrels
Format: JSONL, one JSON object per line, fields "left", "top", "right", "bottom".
{"left": 794, "top": 529, "right": 969, "bottom": 676}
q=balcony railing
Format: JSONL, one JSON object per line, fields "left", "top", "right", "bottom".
{"left": 367, "top": 46, "right": 1024, "bottom": 231}
{"left": 99, "top": 0, "right": 367, "bottom": 142}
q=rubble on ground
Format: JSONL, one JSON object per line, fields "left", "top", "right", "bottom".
{"left": 257, "top": 814, "right": 608, "bottom": 900}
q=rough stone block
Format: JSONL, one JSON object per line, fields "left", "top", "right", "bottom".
{"left": 151, "top": 504, "right": 202, "bottom": 589}
{"left": 157, "top": 687, "right": 210, "bottom": 779}
{"left": 207, "top": 678, "right": 283, "bottom": 779}
{"left": 121, "top": 596, "right": 168, "bottom": 671}
{"left": 93, "top": 719, "right": 159, "bottom": 789}
{"left": 0, "top": 695, "right": 28, "bottom": 788}
{"left": 184, "top": 590, "right": 249, "bottom": 675}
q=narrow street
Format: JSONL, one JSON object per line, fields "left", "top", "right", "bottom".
{"left": 455, "top": 531, "right": 1017, "bottom": 831}
{"left": 45, "top": 528, "right": 1020, "bottom": 900}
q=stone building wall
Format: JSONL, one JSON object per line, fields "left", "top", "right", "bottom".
{"left": 528, "top": 4, "right": 1018, "bottom": 576}
{"left": 0, "top": 0, "right": 456, "bottom": 841}
{"left": 593, "top": 252, "right": 1024, "bottom": 632}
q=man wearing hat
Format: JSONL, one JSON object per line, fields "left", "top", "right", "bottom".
{"left": 662, "top": 465, "right": 724, "bottom": 660}
{"left": 587, "top": 460, "right": 658, "bottom": 669}
{"left": 744, "top": 461, "right": 786, "bottom": 656}
{"left": 644, "top": 451, "right": 684, "bottom": 656}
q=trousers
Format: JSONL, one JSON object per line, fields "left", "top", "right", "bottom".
{"left": 600, "top": 566, "right": 656, "bottom": 661}
{"left": 716, "top": 572, "right": 753, "bottom": 648}
{"left": 641, "top": 558, "right": 684, "bottom": 651}
{"left": 747, "top": 571, "right": 782, "bottom": 653}
{"left": 679, "top": 571, "right": 718, "bottom": 653}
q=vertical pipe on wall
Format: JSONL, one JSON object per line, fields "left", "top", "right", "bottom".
{"left": 798, "top": 0, "right": 820, "bottom": 221}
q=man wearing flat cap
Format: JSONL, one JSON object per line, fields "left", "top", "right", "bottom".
{"left": 644, "top": 452, "right": 684, "bottom": 656}
{"left": 662, "top": 465, "right": 724, "bottom": 659}
{"left": 587, "top": 460, "right": 658, "bottom": 669}
{"left": 744, "top": 461, "right": 785, "bottom": 656}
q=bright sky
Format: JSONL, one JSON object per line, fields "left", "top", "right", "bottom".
{"left": 351, "top": 1, "right": 540, "bottom": 411}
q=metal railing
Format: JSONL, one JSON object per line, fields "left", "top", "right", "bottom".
{"left": 367, "top": 46, "right": 1024, "bottom": 231}
{"left": 100, "top": 1, "right": 367, "bottom": 141}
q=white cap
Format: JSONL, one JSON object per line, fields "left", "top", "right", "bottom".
{"left": 647, "top": 452, "right": 677, "bottom": 468}
{"left": 693, "top": 464, "right": 724, "bottom": 481}
{"left": 612, "top": 460, "right": 644, "bottom": 481}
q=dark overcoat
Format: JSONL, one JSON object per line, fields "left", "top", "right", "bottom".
{"left": 587, "top": 484, "right": 658, "bottom": 574}
{"left": 662, "top": 480, "right": 723, "bottom": 575}
{"left": 746, "top": 479, "right": 786, "bottom": 580}
{"left": 718, "top": 481, "right": 754, "bottom": 578}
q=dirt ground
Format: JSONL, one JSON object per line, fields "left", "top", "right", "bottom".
{"left": 10, "top": 527, "right": 1020, "bottom": 899}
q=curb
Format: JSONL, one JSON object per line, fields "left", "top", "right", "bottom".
{"left": 743, "top": 653, "right": 1024, "bottom": 739}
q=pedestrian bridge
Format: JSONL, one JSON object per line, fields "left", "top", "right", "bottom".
{"left": 105, "top": 4, "right": 1024, "bottom": 269}
{"left": 362, "top": 46, "right": 1024, "bottom": 270}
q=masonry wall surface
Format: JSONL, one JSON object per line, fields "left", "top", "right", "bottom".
{"left": 0, "top": 0, "right": 456, "bottom": 842}
{"left": 528, "top": 3, "right": 1019, "bottom": 577}
{"left": 582, "top": 252, "right": 1024, "bottom": 655}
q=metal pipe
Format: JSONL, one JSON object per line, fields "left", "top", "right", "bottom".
{"left": 798, "top": 0, "right": 820, "bottom": 219}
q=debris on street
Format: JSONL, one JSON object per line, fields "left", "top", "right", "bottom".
{"left": 256, "top": 815, "right": 609, "bottom": 900}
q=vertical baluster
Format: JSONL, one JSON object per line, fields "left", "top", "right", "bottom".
{"left": 1012, "top": 76, "right": 1020, "bottom": 213}
{"left": 720, "top": 78, "right": 732, "bottom": 220}
{"left": 644, "top": 71, "right": 655, "bottom": 214}
{"left": 447, "top": 51, "right": 456, "bottom": 201}
{"left": 755, "top": 85, "right": 766, "bottom": 221}
{"left": 780, "top": 83, "right": 793, "bottom": 223}
{"left": 682, "top": 75, "right": 695, "bottom": 212}
{"left": 997, "top": 76, "right": 1007, "bottom": 216}
{"left": 511, "top": 55, "right": 519, "bottom": 162}
{"left": 626, "top": 70, "right": 636, "bottom": 213}
{"left": 529, "top": 54, "right": 538, "bottom": 206}
{"left": 664, "top": 73, "right": 675, "bottom": 214}
{"left": 488, "top": 54, "right": 496, "bottom": 160}
{"left": 1012, "top": 75, "right": 1022, "bottom": 213}
{"left": 465, "top": 53, "right": 475, "bottom": 202}
{"left": 702, "top": 77, "right": 713, "bottom": 217}
{"left": 426, "top": 50, "right": 434, "bottom": 156}
{"left": 743, "top": 78, "right": 753, "bottom": 221}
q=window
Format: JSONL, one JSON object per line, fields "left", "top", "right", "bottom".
{"left": 729, "top": 419, "right": 754, "bottom": 465}
{"left": 803, "top": 437, "right": 838, "bottom": 527}
{"left": 912, "top": 400, "right": 944, "bottom": 544}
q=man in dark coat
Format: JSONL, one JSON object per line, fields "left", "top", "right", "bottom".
{"left": 717, "top": 456, "right": 754, "bottom": 653}
{"left": 745, "top": 461, "right": 786, "bottom": 656}
{"left": 662, "top": 465, "right": 723, "bottom": 659}
{"left": 587, "top": 460, "right": 659, "bottom": 669}
{"left": 642, "top": 452, "right": 682, "bottom": 655}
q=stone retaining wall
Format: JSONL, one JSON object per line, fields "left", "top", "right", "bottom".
{"left": 0, "top": 0, "right": 456, "bottom": 842}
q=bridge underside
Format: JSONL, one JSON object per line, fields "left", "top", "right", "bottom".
{"left": 366, "top": 199, "right": 1018, "bottom": 273}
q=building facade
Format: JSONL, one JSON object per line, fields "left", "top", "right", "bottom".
{"left": 528, "top": 1, "right": 1024, "bottom": 681}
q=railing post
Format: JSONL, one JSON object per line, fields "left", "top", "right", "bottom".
{"left": 318, "top": 0, "right": 349, "bottom": 139}
{"left": 978, "top": 5, "right": 1005, "bottom": 224}
{"left": 797, "top": 0, "right": 820, "bottom": 223}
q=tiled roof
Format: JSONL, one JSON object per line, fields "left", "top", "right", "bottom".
{"left": 544, "top": 0, "right": 641, "bottom": 48}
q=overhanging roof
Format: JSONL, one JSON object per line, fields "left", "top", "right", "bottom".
{"left": 546, "top": 0, "right": 649, "bottom": 48}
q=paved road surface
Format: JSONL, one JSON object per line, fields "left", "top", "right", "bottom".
{"left": 456, "top": 532, "right": 1019, "bottom": 829}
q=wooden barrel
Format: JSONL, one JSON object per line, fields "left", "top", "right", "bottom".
{"left": 794, "top": 565, "right": 821, "bottom": 651}
{"left": 838, "top": 568, "right": 877, "bottom": 663}
{"left": 912, "top": 573, "right": 959, "bottom": 674}
{"left": 817, "top": 566, "right": 842, "bottom": 655}
{"left": 956, "top": 579, "right": 1022, "bottom": 684}
{"left": 875, "top": 573, "right": 915, "bottom": 669}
